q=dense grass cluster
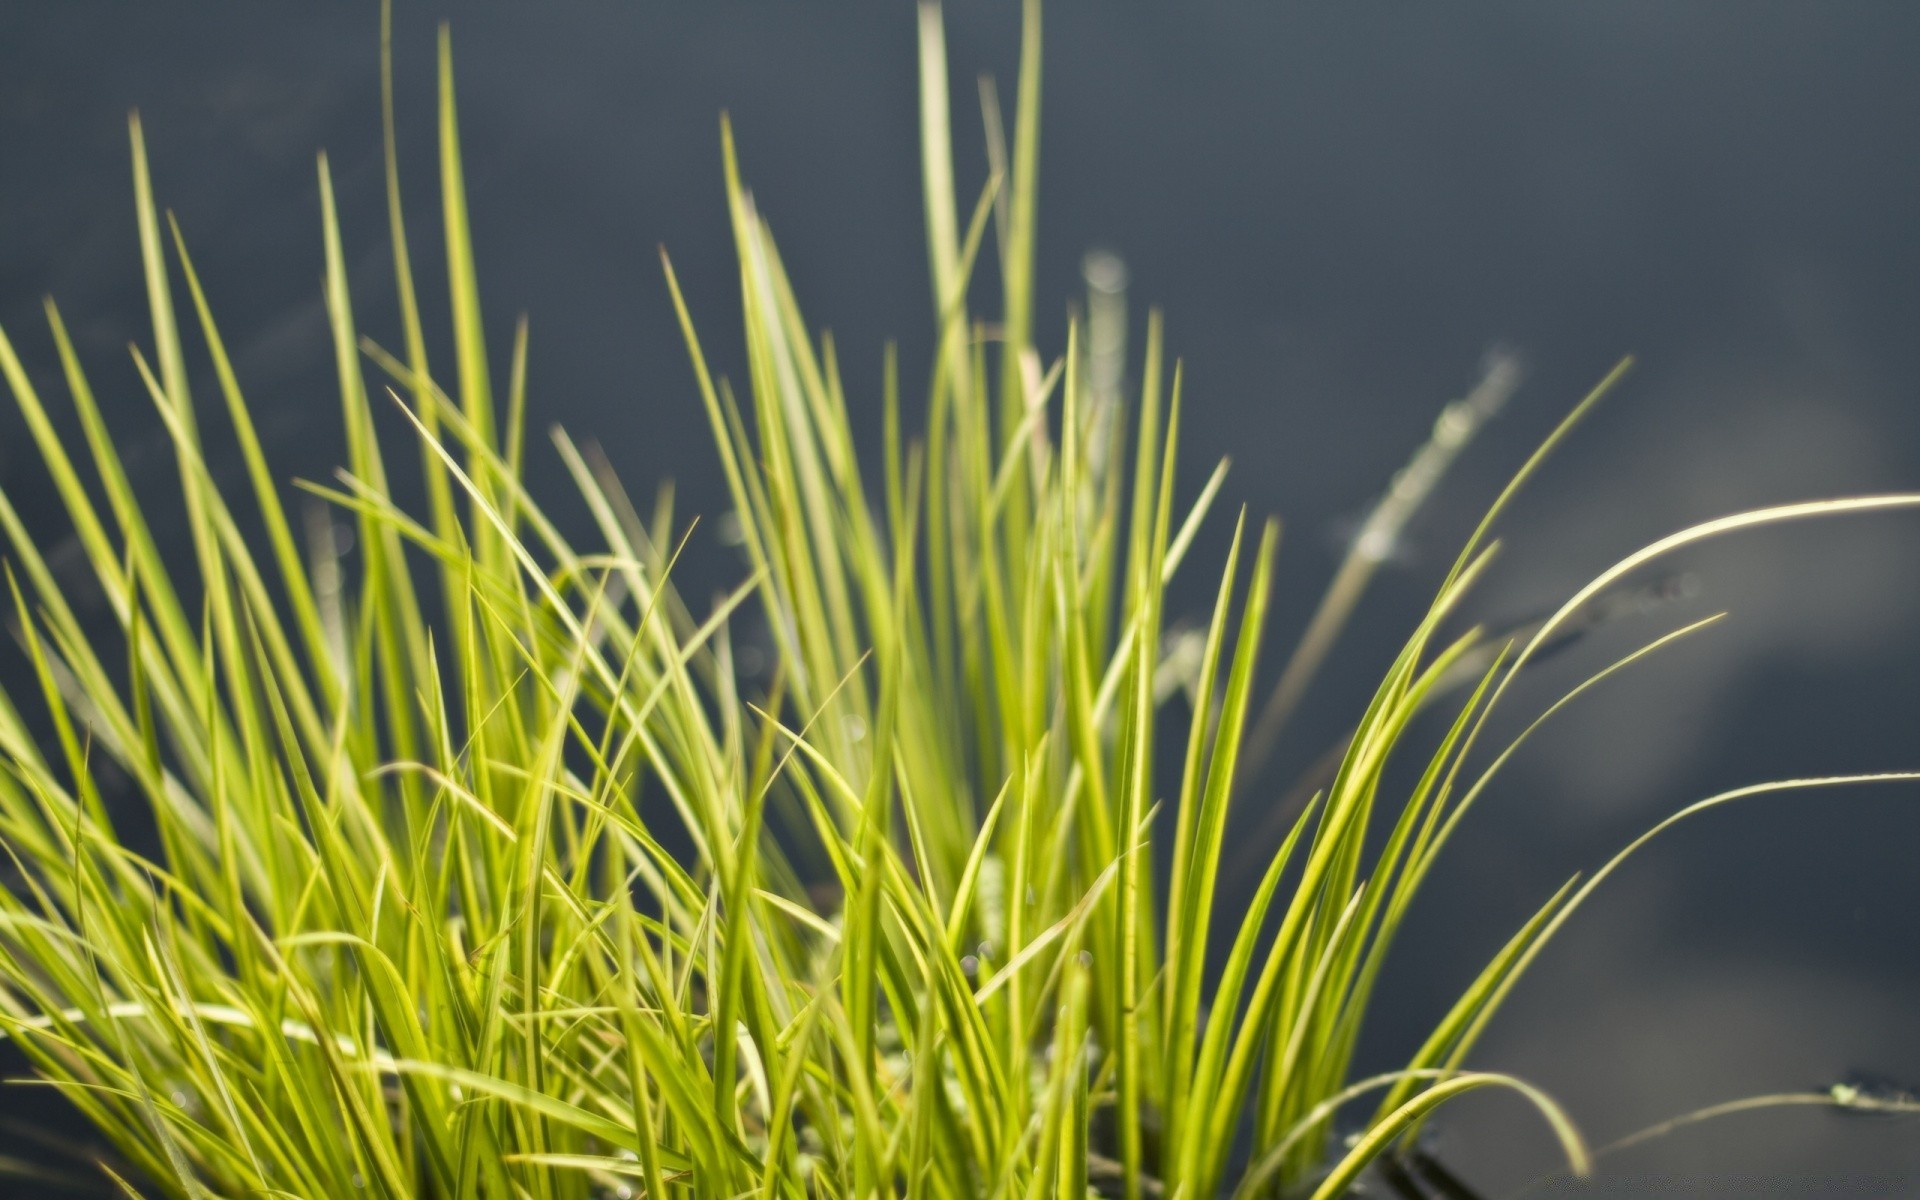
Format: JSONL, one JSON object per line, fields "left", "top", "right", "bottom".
{"left": 0, "top": 4, "right": 1915, "bottom": 1197}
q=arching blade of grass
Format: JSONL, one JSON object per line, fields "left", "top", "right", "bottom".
{"left": 2, "top": 4, "right": 1917, "bottom": 1199}
{"left": 1308, "top": 1071, "right": 1589, "bottom": 1200}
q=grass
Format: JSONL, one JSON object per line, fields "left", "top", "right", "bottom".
{"left": 0, "top": 3, "right": 1916, "bottom": 1197}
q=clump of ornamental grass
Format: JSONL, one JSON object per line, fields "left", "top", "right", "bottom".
{"left": 0, "top": 3, "right": 1916, "bottom": 1197}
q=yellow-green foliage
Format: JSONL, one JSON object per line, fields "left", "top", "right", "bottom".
{"left": 0, "top": 4, "right": 1914, "bottom": 1198}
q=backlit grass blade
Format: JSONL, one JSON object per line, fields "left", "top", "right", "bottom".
{"left": 3, "top": 7, "right": 1916, "bottom": 1200}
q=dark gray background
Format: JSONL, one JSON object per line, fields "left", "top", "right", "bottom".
{"left": 3, "top": 4, "right": 1918, "bottom": 1196}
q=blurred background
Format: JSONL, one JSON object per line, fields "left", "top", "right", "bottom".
{"left": 3, "top": 3, "right": 1918, "bottom": 1195}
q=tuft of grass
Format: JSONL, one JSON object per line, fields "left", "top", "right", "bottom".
{"left": 0, "top": 3, "right": 1916, "bottom": 1197}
